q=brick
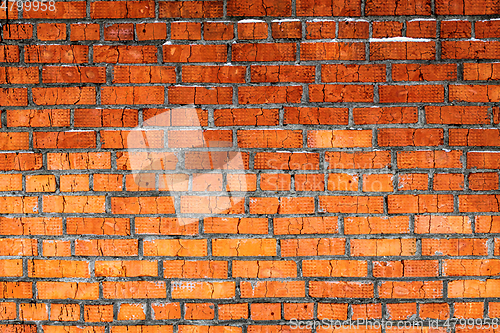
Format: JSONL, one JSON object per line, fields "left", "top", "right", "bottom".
{"left": 101, "top": 86, "right": 164, "bottom": 105}
{"left": 239, "top": 86, "right": 302, "bottom": 104}
{"left": 436, "top": 0, "right": 500, "bottom": 15}
{"left": 317, "top": 303, "right": 349, "bottom": 320}
{"left": 3, "top": 24, "right": 33, "bottom": 40}
{"left": 204, "top": 22, "right": 234, "bottom": 40}
{"left": 309, "top": 281, "right": 373, "bottom": 298}
{"left": 433, "top": 173, "right": 465, "bottom": 191}
{"left": 274, "top": 217, "right": 338, "bottom": 235}
{"left": 296, "top": 0, "right": 361, "bottom": 16}
{"left": 8, "top": 109, "right": 70, "bottom": 127}
{"left": 136, "top": 217, "right": 198, "bottom": 235}
{"left": 354, "top": 107, "right": 418, "bottom": 124}
{"left": 20, "top": 303, "right": 48, "bottom": 321}
{"left": 91, "top": 1, "right": 154, "bottom": 18}
{"left": 322, "top": 64, "right": 385, "bottom": 82}
{"left": 238, "top": 130, "right": 302, "bottom": 148}
{"left": 363, "top": 174, "right": 393, "bottom": 192}
{"left": 152, "top": 303, "right": 181, "bottom": 320}
{"left": 164, "top": 261, "right": 227, "bottom": 278}
{"left": 228, "top": 0, "right": 291, "bottom": 16}
{"left": 160, "top": 1, "right": 223, "bottom": 18}
{"left": 425, "top": 106, "right": 489, "bottom": 124}
{"left": 25, "top": 45, "right": 88, "bottom": 63}
{"left": 326, "top": 151, "right": 391, "bottom": 169}
{"left": 171, "top": 22, "right": 201, "bottom": 40}
{"left": 351, "top": 239, "right": 416, "bottom": 256}
{"left": 319, "top": 196, "right": 384, "bottom": 213}
{"left": 272, "top": 21, "right": 302, "bottom": 38}
{"left": 0, "top": 217, "right": 62, "bottom": 235}
{"left": 103, "top": 281, "right": 166, "bottom": 299}
{"left": 459, "top": 195, "right": 500, "bottom": 212}
{"left": 37, "top": 282, "right": 98, "bottom": 300}
{"left": 306, "top": 21, "right": 336, "bottom": 39}
{"left": 344, "top": 216, "right": 410, "bottom": 234}
{"left": 338, "top": 21, "right": 369, "bottom": 39}
{"left": 442, "top": 41, "right": 500, "bottom": 59}
{"left": 370, "top": 42, "right": 435, "bottom": 60}
{"left": 379, "top": 281, "right": 442, "bottom": 299}
{"left": 450, "top": 129, "right": 500, "bottom": 146}
{"left": 0, "top": 67, "right": 39, "bottom": 84}
{"left": 71, "top": 24, "right": 100, "bottom": 41}
{"left": 415, "top": 216, "right": 471, "bottom": 234}
{"left": 104, "top": 23, "right": 134, "bottom": 41}
{"left": 387, "top": 303, "right": 416, "bottom": 320}
{"left": 43, "top": 196, "right": 105, "bottom": 213}
{"left": 398, "top": 173, "right": 429, "bottom": 191}
{"left": 308, "top": 130, "right": 372, "bottom": 148}
{"left": 449, "top": 280, "right": 500, "bottom": 298}
{"left": 441, "top": 21, "right": 471, "bottom": 38}
{"left": 301, "top": 42, "right": 365, "bottom": 60}
{"left": 233, "top": 261, "right": 296, "bottom": 278}
{"left": 251, "top": 303, "right": 281, "bottom": 320}
{"left": 33, "top": 131, "right": 96, "bottom": 149}
{"left": 352, "top": 304, "right": 382, "bottom": 320}
{"left": 47, "top": 152, "right": 111, "bottom": 170}
{"left": 137, "top": 23, "right": 167, "bottom": 41}
{"left": 42, "top": 240, "right": 71, "bottom": 257}
{"left": 233, "top": 43, "right": 295, "bottom": 62}
{"left": 285, "top": 107, "right": 348, "bottom": 125}
{"left": 94, "top": 45, "right": 157, "bottom": 63}
{"left": 0, "top": 89, "right": 28, "bottom": 106}
{"left": 28, "top": 260, "right": 89, "bottom": 278}
{"left": 455, "top": 303, "right": 483, "bottom": 319}
{"left": 111, "top": 196, "right": 174, "bottom": 214}
{"left": 469, "top": 173, "right": 499, "bottom": 190}
{"left": 422, "top": 238, "right": 487, "bottom": 256}
{"left": 183, "top": 66, "right": 245, "bottom": 83}
{"left": 0, "top": 46, "right": 19, "bottom": 62}
{"left": 366, "top": 0, "right": 431, "bottom": 15}
{"left": 406, "top": 20, "right": 436, "bottom": 37}
{"left": 95, "top": 261, "right": 157, "bottom": 277}
{"left": 241, "top": 281, "right": 304, "bottom": 298}
{"left": 169, "top": 87, "right": 232, "bottom": 105}
{"left": 24, "top": 1, "right": 86, "bottom": 18}
{"left": 450, "top": 85, "right": 500, "bottom": 102}
{"left": 75, "top": 109, "right": 138, "bottom": 128}
{"left": 0, "top": 260, "right": 23, "bottom": 277}
{"left": 75, "top": 239, "right": 138, "bottom": 256}
{"left": 373, "top": 21, "right": 403, "bottom": 37}
{"left": 238, "top": 22, "right": 268, "bottom": 40}
{"left": 0, "top": 153, "right": 43, "bottom": 171}
{"left": 392, "top": 64, "right": 457, "bottom": 81}
{"left": 0, "top": 197, "right": 38, "bottom": 214}
{"left": 295, "top": 174, "right": 325, "bottom": 191}
{"left": 303, "top": 260, "right": 367, "bottom": 277}
{"left": 398, "top": 150, "right": 462, "bottom": 168}
{"left": 378, "top": 129, "right": 443, "bottom": 146}
{"left": 163, "top": 45, "right": 227, "bottom": 63}
{"left": 476, "top": 20, "right": 500, "bottom": 38}
{"left": 215, "top": 108, "right": 279, "bottom": 126}
{"left": 251, "top": 65, "right": 315, "bottom": 83}
{"left": 32, "top": 87, "right": 96, "bottom": 105}
{"left": 143, "top": 239, "right": 207, "bottom": 256}
{"left": 464, "top": 63, "right": 500, "bottom": 80}
{"left": 309, "top": 84, "right": 373, "bottom": 102}
{"left": 60, "top": 174, "right": 90, "bottom": 192}
{"left": 388, "top": 194, "right": 454, "bottom": 213}
{"left": 38, "top": 23, "right": 66, "bottom": 41}
{"left": 185, "top": 303, "right": 214, "bottom": 320}
{"left": 204, "top": 217, "right": 268, "bottom": 234}
{"left": 172, "top": 282, "right": 235, "bottom": 299}
{"left": 379, "top": 85, "right": 444, "bottom": 103}
{"left": 213, "top": 239, "right": 276, "bottom": 256}
{"left": 255, "top": 152, "right": 319, "bottom": 170}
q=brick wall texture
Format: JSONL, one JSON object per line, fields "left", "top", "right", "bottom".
{"left": 2, "top": 0, "right": 500, "bottom": 332}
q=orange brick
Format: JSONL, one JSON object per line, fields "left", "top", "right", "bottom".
{"left": 85, "top": 305, "right": 113, "bottom": 322}
{"left": 75, "top": 239, "right": 138, "bottom": 256}
{"left": 185, "top": 303, "right": 214, "bottom": 320}
{"left": 117, "top": 304, "right": 146, "bottom": 321}
{"left": 152, "top": 303, "right": 181, "bottom": 320}
{"left": 433, "top": 173, "right": 465, "bottom": 191}
{"left": 20, "top": 303, "right": 48, "bottom": 321}
{"left": 219, "top": 303, "right": 248, "bottom": 320}
{"left": 251, "top": 303, "right": 281, "bottom": 320}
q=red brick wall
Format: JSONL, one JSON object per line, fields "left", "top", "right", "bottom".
{"left": 1, "top": 0, "right": 500, "bottom": 332}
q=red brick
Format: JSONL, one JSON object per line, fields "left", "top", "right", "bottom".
{"left": 238, "top": 22, "right": 268, "bottom": 40}
{"left": 306, "top": 21, "right": 336, "bottom": 39}
{"left": 204, "top": 22, "right": 234, "bottom": 40}
{"left": 425, "top": 106, "right": 489, "bottom": 124}
{"left": 398, "top": 173, "right": 429, "bottom": 191}
{"left": 38, "top": 23, "right": 66, "bottom": 41}
{"left": 301, "top": 42, "right": 365, "bottom": 60}
{"left": 91, "top": 1, "right": 155, "bottom": 18}
{"left": 308, "top": 130, "right": 372, "bottom": 148}
{"left": 42, "top": 66, "right": 106, "bottom": 84}
{"left": 344, "top": 216, "right": 409, "bottom": 234}
{"left": 159, "top": 1, "right": 223, "bottom": 18}
{"left": 3, "top": 24, "right": 33, "bottom": 40}
{"left": 285, "top": 107, "right": 348, "bottom": 125}
{"left": 7, "top": 109, "right": 70, "bottom": 127}
{"left": 450, "top": 85, "right": 500, "bottom": 102}
{"left": 104, "top": 23, "right": 134, "bottom": 41}
{"left": 137, "top": 23, "right": 167, "bottom": 41}
{"left": 468, "top": 152, "right": 500, "bottom": 169}
{"left": 379, "top": 281, "right": 442, "bottom": 299}
{"left": 319, "top": 196, "right": 384, "bottom": 213}
{"left": 101, "top": 86, "right": 164, "bottom": 105}
{"left": 163, "top": 45, "right": 227, "bottom": 63}
{"left": 379, "top": 85, "right": 444, "bottom": 103}
{"left": 442, "top": 41, "right": 500, "bottom": 59}
{"left": 354, "top": 107, "right": 418, "bottom": 124}
{"left": 469, "top": 173, "right": 499, "bottom": 191}
{"left": 169, "top": 87, "right": 232, "bottom": 105}
{"left": 309, "top": 84, "right": 373, "bottom": 102}
{"left": 370, "top": 42, "right": 435, "bottom": 60}
{"left": 272, "top": 21, "right": 302, "bottom": 39}
{"left": 378, "top": 129, "right": 443, "bottom": 146}
{"left": 392, "top": 64, "right": 457, "bottom": 81}
{"left": 441, "top": 21, "right": 471, "bottom": 38}
{"left": 338, "top": 21, "right": 369, "bottom": 39}
{"left": 0, "top": 67, "right": 38, "bottom": 84}
{"left": 32, "top": 87, "right": 95, "bottom": 105}
{"left": 33, "top": 131, "right": 96, "bottom": 149}
{"left": 476, "top": 20, "right": 500, "bottom": 38}
{"left": 450, "top": 129, "right": 500, "bottom": 146}
{"left": 215, "top": 108, "right": 279, "bottom": 126}
{"left": 406, "top": 20, "right": 436, "bottom": 37}
{"left": 171, "top": 22, "right": 202, "bottom": 40}
{"left": 296, "top": 0, "right": 361, "bottom": 16}
{"left": 322, "top": 64, "right": 385, "bottom": 82}
{"left": 25, "top": 45, "right": 88, "bottom": 63}
{"left": 183, "top": 66, "right": 245, "bottom": 83}
{"left": 388, "top": 194, "right": 454, "bottom": 213}
{"left": 251, "top": 65, "right": 315, "bottom": 83}
{"left": 239, "top": 86, "right": 302, "bottom": 104}
{"left": 0, "top": 132, "right": 29, "bottom": 150}
{"left": 398, "top": 150, "right": 462, "bottom": 169}
{"left": 433, "top": 173, "right": 465, "bottom": 191}
{"left": 238, "top": 130, "right": 302, "bottom": 148}
{"left": 415, "top": 216, "right": 471, "bottom": 234}
{"left": 366, "top": 0, "right": 431, "bottom": 15}
{"left": 326, "top": 151, "right": 391, "bottom": 169}
{"left": 228, "top": 0, "right": 291, "bottom": 16}
{"left": 0, "top": 46, "right": 19, "bottom": 62}
{"left": 233, "top": 43, "right": 295, "bottom": 62}
{"left": 113, "top": 66, "right": 176, "bottom": 84}
{"left": 274, "top": 217, "right": 338, "bottom": 235}
{"left": 436, "top": 0, "right": 500, "bottom": 15}
{"left": 24, "top": 1, "right": 86, "bottom": 18}
{"left": 373, "top": 21, "right": 403, "bottom": 37}
{"left": 74, "top": 109, "right": 138, "bottom": 127}
{"left": 309, "top": 281, "right": 372, "bottom": 298}
{"left": 71, "top": 24, "right": 100, "bottom": 41}
{"left": 464, "top": 63, "right": 500, "bottom": 80}
{"left": 94, "top": 45, "right": 157, "bottom": 63}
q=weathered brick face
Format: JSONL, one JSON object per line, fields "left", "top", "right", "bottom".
{"left": 1, "top": 0, "right": 500, "bottom": 331}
